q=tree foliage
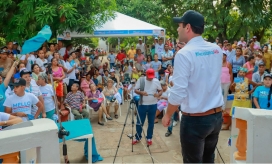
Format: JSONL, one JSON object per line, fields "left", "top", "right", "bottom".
{"left": 162, "top": 0, "right": 272, "bottom": 42}
{"left": 116, "top": 0, "right": 164, "bottom": 26}
{"left": 70, "top": 38, "right": 99, "bottom": 48}
{"left": 0, "top": 0, "right": 116, "bottom": 43}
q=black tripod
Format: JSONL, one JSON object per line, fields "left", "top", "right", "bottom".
{"left": 113, "top": 95, "right": 154, "bottom": 163}
{"left": 48, "top": 68, "right": 70, "bottom": 163}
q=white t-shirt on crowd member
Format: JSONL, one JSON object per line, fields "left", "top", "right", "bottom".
{"left": 161, "top": 88, "right": 170, "bottom": 98}
{"left": 136, "top": 43, "right": 146, "bottom": 55}
{"left": 39, "top": 84, "right": 55, "bottom": 112}
{"left": 35, "top": 58, "right": 48, "bottom": 73}
{"left": 0, "top": 112, "right": 10, "bottom": 130}
{"left": 155, "top": 43, "right": 165, "bottom": 59}
{"left": 3, "top": 92, "right": 39, "bottom": 122}
{"left": 125, "top": 65, "right": 133, "bottom": 74}
{"left": 135, "top": 77, "right": 162, "bottom": 105}
{"left": 65, "top": 61, "right": 76, "bottom": 80}
{"left": 5, "top": 86, "right": 13, "bottom": 98}
{"left": 59, "top": 47, "right": 66, "bottom": 57}
{"left": 162, "top": 51, "right": 173, "bottom": 68}
{"left": 20, "top": 54, "right": 36, "bottom": 71}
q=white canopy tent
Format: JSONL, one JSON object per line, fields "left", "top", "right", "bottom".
{"left": 57, "top": 12, "right": 165, "bottom": 39}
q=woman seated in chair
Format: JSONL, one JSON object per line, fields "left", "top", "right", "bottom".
{"left": 154, "top": 81, "right": 170, "bottom": 123}
{"left": 86, "top": 84, "right": 112, "bottom": 126}
{"left": 80, "top": 74, "right": 94, "bottom": 95}
{"left": 102, "top": 79, "right": 119, "bottom": 119}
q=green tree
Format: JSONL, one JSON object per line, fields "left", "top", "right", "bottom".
{"left": 116, "top": 0, "right": 164, "bottom": 28}
{"left": 0, "top": 37, "right": 6, "bottom": 47}
{"left": 0, "top": 0, "right": 116, "bottom": 43}
{"left": 70, "top": 38, "right": 99, "bottom": 48}
{"left": 162, "top": 0, "right": 272, "bottom": 42}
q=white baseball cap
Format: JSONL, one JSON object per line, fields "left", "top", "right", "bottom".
{"left": 155, "top": 37, "right": 158, "bottom": 40}
{"left": 138, "top": 38, "right": 142, "bottom": 41}
{"left": 109, "top": 68, "right": 115, "bottom": 73}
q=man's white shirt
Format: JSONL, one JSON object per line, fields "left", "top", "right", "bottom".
{"left": 136, "top": 43, "right": 146, "bottom": 55}
{"left": 168, "top": 36, "right": 223, "bottom": 113}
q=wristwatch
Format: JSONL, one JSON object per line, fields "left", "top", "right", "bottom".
{"left": 4, "top": 121, "right": 7, "bottom": 126}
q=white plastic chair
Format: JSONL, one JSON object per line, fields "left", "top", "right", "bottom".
{"left": 86, "top": 94, "right": 107, "bottom": 122}
{"left": 65, "top": 106, "right": 82, "bottom": 121}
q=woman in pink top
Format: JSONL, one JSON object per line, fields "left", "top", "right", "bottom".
{"left": 221, "top": 53, "right": 233, "bottom": 111}
{"left": 243, "top": 56, "right": 255, "bottom": 80}
{"left": 80, "top": 74, "right": 94, "bottom": 95}
{"left": 51, "top": 58, "right": 65, "bottom": 106}
{"left": 135, "top": 49, "right": 145, "bottom": 71}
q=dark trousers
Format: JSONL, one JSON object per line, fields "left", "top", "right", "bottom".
{"left": 135, "top": 104, "right": 157, "bottom": 140}
{"left": 180, "top": 112, "right": 223, "bottom": 163}
{"left": 67, "top": 79, "right": 75, "bottom": 92}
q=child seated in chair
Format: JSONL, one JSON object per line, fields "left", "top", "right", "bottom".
{"left": 64, "top": 83, "right": 89, "bottom": 120}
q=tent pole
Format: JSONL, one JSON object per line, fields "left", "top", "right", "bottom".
{"left": 108, "top": 41, "right": 110, "bottom": 53}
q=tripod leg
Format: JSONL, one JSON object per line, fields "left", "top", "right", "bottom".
{"left": 113, "top": 105, "right": 131, "bottom": 163}
{"left": 135, "top": 106, "right": 155, "bottom": 164}
{"left": 131, "top": 103, "right": 135, "bottom": 152}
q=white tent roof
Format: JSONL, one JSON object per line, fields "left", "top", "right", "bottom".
{"left": 57, "top": 12, "right": 165, "bottom": 39}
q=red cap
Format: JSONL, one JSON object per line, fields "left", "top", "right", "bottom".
{"left": 146, "top": 68, "right": 155, "bottom": 78}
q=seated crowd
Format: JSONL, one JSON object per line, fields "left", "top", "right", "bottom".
{"left": 0, "top": 40, "right": 180, "bottom": 134}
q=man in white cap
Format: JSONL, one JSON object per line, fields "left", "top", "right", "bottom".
{"left": 109, "top": 68, "right": 120, "bottom": 88}
{"left": 136, "top": 38, "right": 146, "bottom": 56}
{"left": 162, "top": 10, "right": 223, "bottom": 163}
{"left": 154, "top": 37, "right": 164, "bottom": 62}
{"left": 237, "top": 36, "right": 247, "bottom": 49}
{"left": 253, "top": 36, "right": 260, "bottom": 49}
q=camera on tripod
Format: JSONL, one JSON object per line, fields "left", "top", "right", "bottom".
{"left": 58, "top": 127, "right": 70, "bottom": 139}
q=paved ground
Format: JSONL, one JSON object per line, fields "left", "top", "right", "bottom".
{"left": 60, "top": 56, "right": 231, "bottom": 163}
{"left": 60, "top": 101, "right": 231, "bottom": 163}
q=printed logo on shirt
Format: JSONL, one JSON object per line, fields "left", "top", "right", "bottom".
{"left": 195, "top": 49, "right": 219, "bottom": 56}
{"left": 42, "top": 93, "right": 48, "bottom": 97}
{"left": 259, "top": 91, "right": 269, "bottom": 98}
{"left": 12, "top": 101, "right": 31, "bottom": 112}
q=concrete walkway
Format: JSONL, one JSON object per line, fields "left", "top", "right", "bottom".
{"left": 60, "top": 101, "right": 231, "bottom": 163}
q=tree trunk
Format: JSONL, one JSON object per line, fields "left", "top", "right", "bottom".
{"left": 253, "top": 29, "right": 265, "bottom": 41}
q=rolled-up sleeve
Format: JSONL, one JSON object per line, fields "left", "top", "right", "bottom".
{"left": 168, "top": 53, "right": 190, "bottom": 105}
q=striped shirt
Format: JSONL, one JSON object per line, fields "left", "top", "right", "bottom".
{"left": 64, "top": 91, "right": 85, "bottom": 110}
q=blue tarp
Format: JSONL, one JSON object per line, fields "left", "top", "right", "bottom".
{"left": 57, "top": 119, "right": 103, "bottom": 163}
